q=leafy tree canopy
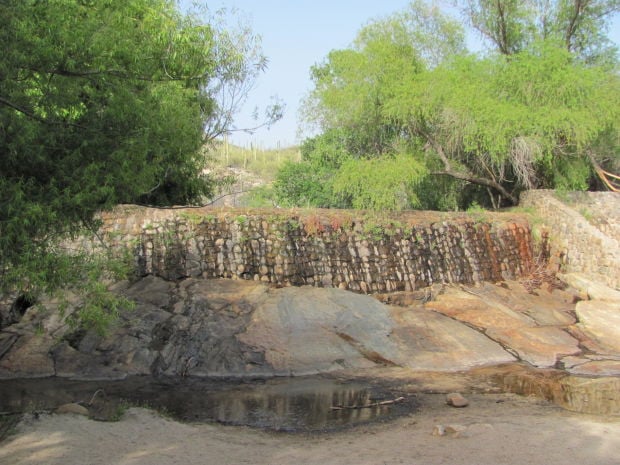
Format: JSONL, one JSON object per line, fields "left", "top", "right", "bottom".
{"left": 387, "top": 43, "right": 619, "bottom": 202}
{"left": 285, "top": 0, "right": 619, "bottom": 210}
{"left": 0, "top": 0, "right": 274, "bottom": 325}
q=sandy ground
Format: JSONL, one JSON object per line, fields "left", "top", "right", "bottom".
{"left": 1, "top": 393, "right": 619, "bottom": 465}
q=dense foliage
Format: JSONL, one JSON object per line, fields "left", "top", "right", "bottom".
{"left": 0, "top": 0, "right": 272, "bottom": 328}
{"left": 278, "top": 0, "right": 620, "bottom": 210}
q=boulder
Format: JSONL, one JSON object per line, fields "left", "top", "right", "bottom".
{"left": 0, "top": 334, "right": 56, "bottom": 379}
{"left": 446, "top": 392, "right": 469, "bottom": 408}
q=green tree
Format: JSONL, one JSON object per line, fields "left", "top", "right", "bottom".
{"left": 387, "top": 44, "right": 619, "bottom": 205}
{"left": 273, "top": 129, "right": 351, "bottom": 208}
{"left": 282, "top": 1, "right": 465, "bottom": 210}
{"left": 0, "top": 0, "right": 273, "bottom": 328}
{"left": 303, "top": 0, "right": 465, "bottom": 157}
{"left": 296, "top": 0, "right": 619, "bottom": 209}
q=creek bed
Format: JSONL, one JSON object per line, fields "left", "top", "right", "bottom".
{"left": 0, "top": 376, "right": 418, "bottom": 432}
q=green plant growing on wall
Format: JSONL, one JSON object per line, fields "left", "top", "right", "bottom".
{"left": 104, "top": 230, "right": 125, "bottom": 241}
{"left": 360, "top": 222, "right": 385, "bottom": 242}
{"left": 179, "top": 211, "right": 205, "bottom": 226}
{"left": 383, "top": 219, "right": 405, "bottom": 237}
{"left": 466, "top": 202, "right": 490, "bottom": 223}
{"left": 157, "top": 228, "right": 178, "bottom": 248}
{"left": 286, "top": 219, "right": 301, "bottom": 231}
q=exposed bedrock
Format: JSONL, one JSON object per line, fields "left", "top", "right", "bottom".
{"left": 0, "top": 277, "right": 516, "bottom": 380}
{"left": 1, "top": 274, "right": 619, "bottom": 414}
{"left": 1, "top": 193, "right": 619, "bottom": 415}
{"left": 1, "top": 274, "right": 617, "bottom": 379}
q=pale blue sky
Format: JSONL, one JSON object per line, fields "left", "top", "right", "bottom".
{"left": 183, "top": 1, "right": 619, "bottom": 149}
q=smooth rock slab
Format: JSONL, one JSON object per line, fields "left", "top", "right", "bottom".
{"left": 426, "top": 289, "right": 535, "bottom": 331}
{"left": 485, "top": 326, "right": 580, "bottom": 368}
{"left": 566, "top": 360, "right": 620, "bottom": 377}
{"left": 560, "top": 273, "right": 620, "bottom": 301}
{"left": 389, "top": 308, "right": 515, "bottom": 371}
{"left": 519, "top": 305, "right": 576, "bottom": 327}
{"left": 426, "top": 285, "right": 581, "bottom": 368}
{"left": 575, "top": 300, "right": 620, "bottom": 353}
{"left": 239, "top": 286, "right": 516, "bottom": 375}
{"left": 238, "top": 286, "right": 397, "bottom": 375}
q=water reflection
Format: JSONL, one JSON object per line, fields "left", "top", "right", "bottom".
{"left": 0, "top": 377, "right": 416, "bottom": 432}
{"left": 199, "top": 378, "right": 397, "bottom": 431}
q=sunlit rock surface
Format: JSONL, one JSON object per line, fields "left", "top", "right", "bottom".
{"left": 425, "top": 284, "right": 581, "bottom": 368}
{"left": 0, "top": 274, "right": 619, "bottom": 415}
{"left": 0, "top": 278, "right": 516, "bottom": 379}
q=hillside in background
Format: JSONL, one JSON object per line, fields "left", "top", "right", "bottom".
{"left": 204, "top": 139, "right": 300, "bottom": 207}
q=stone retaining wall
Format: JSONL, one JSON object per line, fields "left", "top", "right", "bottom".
{"left": 69, "top": 206, "right": 533, "bottom": 293}
{"left": 520, "top": 190, "right": 620, "bottom": 289}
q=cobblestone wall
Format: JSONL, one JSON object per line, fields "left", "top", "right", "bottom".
{"left": 71, "top": 206, "right": 533, "bottom": 293}
{"left": 520, "top": 190, "right": 620, "bottom": 289}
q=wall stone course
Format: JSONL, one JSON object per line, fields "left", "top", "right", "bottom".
{"left": 69, "top": 206, "right": 533, "bottom": 293}
{"left": 520, "top": 190, "right": 620, "bottom": 289}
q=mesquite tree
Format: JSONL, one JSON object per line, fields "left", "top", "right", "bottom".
{"left": 287, "top": 0, "right": 619, "bottom": 210}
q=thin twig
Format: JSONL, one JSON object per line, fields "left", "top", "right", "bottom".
{"left": 330, "top": 396, "right": 405, "bottom": 410}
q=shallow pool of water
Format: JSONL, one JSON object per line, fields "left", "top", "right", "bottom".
{"left": 0, "top": 376, "right": 417, "bottom": 432}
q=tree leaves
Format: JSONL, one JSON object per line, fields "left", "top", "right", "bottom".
{"left": 333, "top": 155, "right": 427, "bottom": 210}
{"left": 0, "top": 1, "right": 269, "bottom": 328}
{"left": 297, "top": 1, "right": 619, "bottom": 209}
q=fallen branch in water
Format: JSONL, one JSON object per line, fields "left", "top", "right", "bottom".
{"left": 330, "top": 396, "right": 405, "bottom": 410}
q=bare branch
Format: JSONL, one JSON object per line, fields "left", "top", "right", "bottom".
{"left": 564, "top": 0, "right": 588, "bottom": 51}
{"left": 432, "top": 168, "right": 518, "bottom": 203}
{"left": 423, "top": 131, "right": 518, "bottom": 204}
{"left": 587, "top": 150, "right": 620, "bottom": 192}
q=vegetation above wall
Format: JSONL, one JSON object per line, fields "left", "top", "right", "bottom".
{"left": 278, "top": 0, "right": 620, "bottom": 211}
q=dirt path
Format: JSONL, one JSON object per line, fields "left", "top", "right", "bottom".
{"left": 1, "top": 393, "right": 618, "bottom": 465}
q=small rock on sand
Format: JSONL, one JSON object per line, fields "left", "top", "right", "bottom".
{"left": 446, "top": 392, "right": 469, "bottom": 408}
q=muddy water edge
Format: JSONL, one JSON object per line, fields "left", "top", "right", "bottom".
{"left": 0, "top": 375, "right": 419, "bottom": 433}
{"left": 1, "top": 362, "right": 618, "bottom": 438}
